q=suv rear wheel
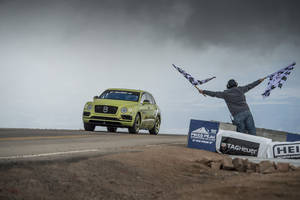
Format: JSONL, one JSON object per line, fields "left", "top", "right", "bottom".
{"left": 149, "top": 117, "right": 160, "bottom": 135}
{"left": 84, "top": 122, "right": 95, "bottom": 131}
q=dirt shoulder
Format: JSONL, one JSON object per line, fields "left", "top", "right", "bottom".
{"left": 1, "top": 144, "right": 300, "bottom": 200}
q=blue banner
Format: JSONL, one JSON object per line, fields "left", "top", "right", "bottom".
{"left": 187, "top": 119, "right": 219, "bottom": 152}
{"left": 287, "top": 133, "right": 300, "bottom": 142}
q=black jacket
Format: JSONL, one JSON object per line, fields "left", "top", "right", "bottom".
{"left": 203, "top": 80, "right": 261, "bottom": 116}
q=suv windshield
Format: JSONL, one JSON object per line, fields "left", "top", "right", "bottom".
{"left": 99, "top": 90, "right": 140, "bottom": 102}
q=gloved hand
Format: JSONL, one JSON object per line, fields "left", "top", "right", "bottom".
{"left": 259, "top": 76, "right": 267, "bottom": 82}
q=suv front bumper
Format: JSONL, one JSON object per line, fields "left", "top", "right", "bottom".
{"left": 82, "top": 113, "right": 134, "bottom": 128}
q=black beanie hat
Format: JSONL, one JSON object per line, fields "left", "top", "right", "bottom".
{"left": 227, "top": 79, "right": 238, "bottom": 89}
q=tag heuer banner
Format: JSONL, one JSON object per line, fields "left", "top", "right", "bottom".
{"left": 216, "top": 130, "right": 272, "bottom": 158}
{"left": 187, "top": 119, "right": 219, "bottom": 152}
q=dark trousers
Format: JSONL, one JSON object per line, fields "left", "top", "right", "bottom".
{"left": 233, "top": 110, "right": 256, "bottom": 135}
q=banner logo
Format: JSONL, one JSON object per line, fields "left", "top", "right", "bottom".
{"left": 220, "top": 137, "right": 260, "bottom": 156}
{"left": 273, "top": 143, "right": 300, "bottom": 159}
{"left": 191, "top": 127, "right": 217, "bottom": 144}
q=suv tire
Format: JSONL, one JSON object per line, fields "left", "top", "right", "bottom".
{"left": 107, "top": 126, "right": 117, "bottom": 132}
{"left": 128, "top": 114, "right": 140, "bottom": 134}
{"left": 84, "top": 122, "right": 95, "bottom": 131}
{"left": 149, "top": 117, "right": 160, "bottom": 135}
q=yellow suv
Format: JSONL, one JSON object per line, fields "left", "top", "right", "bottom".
{"left": 82, "top": 88, "right": 161, "bottom": 134}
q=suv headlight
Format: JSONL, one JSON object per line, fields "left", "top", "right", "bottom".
{"left": 121, "top": 107, "right": 127, "bottom": 113}
{"left": 87, "top": 104, "right": 93, "bottom": 111}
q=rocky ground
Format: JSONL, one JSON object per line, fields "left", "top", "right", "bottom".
{"left": 1, "top": 144, "right": 300, "bottom": 200}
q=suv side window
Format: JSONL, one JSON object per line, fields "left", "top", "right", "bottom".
{"left": 145, "top": 93, "right": 157, "bottom": 105}
{"left": 148, "top": 93, "right": 156, "bottom": 105}
{"left": 140, "top": 93, "right": 147, "bottom": 104}
{"left": 141, "top": 92, "right": 155, "bottom": 104}
{"left": 144, "top": 93, "right": 152, "bottom": 104}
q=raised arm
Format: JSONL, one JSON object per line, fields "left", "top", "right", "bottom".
{"left": 198, "top": 88, "right": 225, "bottom": 99}
{"left": 240, "top": 77, "right": 267, "bottom": 93}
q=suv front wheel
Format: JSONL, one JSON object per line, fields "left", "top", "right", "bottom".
{"left": 107, "top": 126, "right": 117, "bottom": 132}
{"left": 84, "top": 122, "right": 95, "bottom": 131}
{"left": 128, "top": 114, "right": 140, "bottom": 134}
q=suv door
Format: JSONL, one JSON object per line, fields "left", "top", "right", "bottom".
{"left": 139, "top": 93, "right": 151, "bottom": 128}
{"left": 146, "top": 93, "right": 158, "bottom": 127}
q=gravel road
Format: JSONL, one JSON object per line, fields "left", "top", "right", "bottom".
{"left": 1, "top": 128, "right": 300, "bottom": 200}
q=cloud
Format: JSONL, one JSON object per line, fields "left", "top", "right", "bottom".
{"left": 2, "top": 0, "right": 299, "bottom": 52}
{"left": 86, "top": 0, "right": 300, "bottom": 52}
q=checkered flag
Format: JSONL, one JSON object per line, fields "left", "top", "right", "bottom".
{"left": 262, "top": 62, "right": 296, "bottom": 97}
{"left": 172, "top": 64, "right": 216, "bottom": 86}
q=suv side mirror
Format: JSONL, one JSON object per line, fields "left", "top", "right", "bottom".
{"left": 93, "top": 96, "right": 99, "bottom": 100}
{"left": 143, "top": 99, "right": 150, "bottom": 105}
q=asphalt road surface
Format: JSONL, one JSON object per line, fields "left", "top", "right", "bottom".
{"left": 2, "top": 128, "right": 299, "bottom": 167}
{"left": 0, "top": 128, "right": 187, "bottom": 161}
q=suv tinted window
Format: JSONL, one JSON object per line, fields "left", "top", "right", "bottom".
{"left": 144, "top": 93, "right": 152, "bottom": 104}
{"left": 140, "top": 93, "right": 147, "bottom": 103}
{"left": 100, "top": 90, "right": 140, "bottom": 102}
{"left": 148, "top": 93, "right": 156, "bottom": 105}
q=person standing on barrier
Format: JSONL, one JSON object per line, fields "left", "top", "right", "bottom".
{"left": 197, "top": 77, "right": 266, "bottom": 135}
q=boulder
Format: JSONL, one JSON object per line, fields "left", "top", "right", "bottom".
{"left": 275, "top": 162, "right": 290, "bottom": 172}
{"left": 257, "top": 161, "right": 276, "bottom": 174}
{"left": 232, "top": 158, "right": 247, "bottom": 172}
{"left": 289, "top": 164, "right": 297, "bottom": 171}
{"left": 246, "top": 162, "right": 257, "bottom": 173}
{"left": 210, "top": 161, "right": 222, "bottom": 170}
{"left": 221, "top": 156, "right": 234, "bottom": 170}
{"left": 195, "top": 158, "right": 211, "bottom": 166}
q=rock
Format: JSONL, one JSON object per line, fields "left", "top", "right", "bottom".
{"left": 195, "top": 158, "right": 211, "bottom": 166}
{"left": 210, "top": 161, "right": 222, "bottom": 170}
{"left": 263, "top": 166, "right": 277, "bottom": 174}
{"left": 192, "top": 163, "right": 210, "bottom": 171}
{"left": 257, "top": 161, "right": 276, "bottom": 174}
{"left": 289, "top": 164, "right": 297, "bottom": 171}
{"left": 221, "top": 156, "right": 234, "bottom": 170}
{"left": 246, "top": 162, "right": 257, "bottom": 173}
{"left": 232, "top": 158, "right": 246, "bottom": 172}
{"left": 242, "top": 159, "right": 249, "bottom": 167}
{"left": 275, "top": 162, "right": 290, "bottom": 172}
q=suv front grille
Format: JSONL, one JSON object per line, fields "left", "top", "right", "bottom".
{"left": 95, "top": 105, "right": 118, "bottom": 114}
{"left": 91, "top": 116, "right": 119, "bottom": 121}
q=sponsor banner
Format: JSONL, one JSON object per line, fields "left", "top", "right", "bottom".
{"left": 219, "top": 137, "right": 259, "bottom": 156}
{"left": 287, "top": 133, "right": 300, "bottom": 142}
{"left": 267, "top": 142, "right": 300, "bottom": 159}
{"left": 216, "top": 130, "right": 272, "bottom": 158}
{"left": 187, "top": 119, "right": 219, "bottom": 152}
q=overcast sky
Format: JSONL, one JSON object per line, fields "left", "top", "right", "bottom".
{"left": 0, "top": 0, "right": 300, "bottom": 134}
